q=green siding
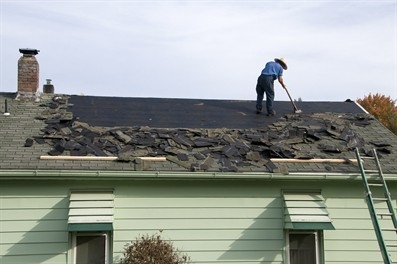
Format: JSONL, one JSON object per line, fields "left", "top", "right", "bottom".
{"left": 0, "top": 254, "right": 67, "bottom": 264}
{"left": 0, "top": 183, "right": 69, "bottom": 264}
{"left": 113, "top": 182, "right": 284, "bottom": 264}
{"left": 1, "top": 180, "right": 396, "bottom": 264}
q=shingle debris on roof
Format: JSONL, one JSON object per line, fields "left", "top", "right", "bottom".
{"left": 23, "top": 95, "right": 394, "bottom": 173}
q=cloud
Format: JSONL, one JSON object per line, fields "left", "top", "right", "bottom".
{"left": 1, "top": 1, "right": 396, "bottom": 102}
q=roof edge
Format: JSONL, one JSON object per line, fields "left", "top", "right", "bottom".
{"left": 0, "top": 170, "right": 396, "bottom": 181}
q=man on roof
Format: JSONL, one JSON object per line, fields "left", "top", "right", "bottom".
{"left": 255, "top": 57, "right": 288, "bottom": 116}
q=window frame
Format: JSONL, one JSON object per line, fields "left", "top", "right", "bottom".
{"left": 71, "top": 231, "right": 111, "bottom": 264}
{"left": 285, "top": 230, "right": 323, "bottom": 264}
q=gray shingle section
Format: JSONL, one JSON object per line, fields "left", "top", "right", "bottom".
{"left": 1, "top": 93, "right": 397, "bottom": 174}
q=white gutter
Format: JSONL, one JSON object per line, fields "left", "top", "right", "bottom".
{"left": 0, "top": 170, "right": 396, "bottom": 181}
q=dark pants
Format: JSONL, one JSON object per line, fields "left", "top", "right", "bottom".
{"left": 256, "top": 74, "right": 275, "bottom": 114}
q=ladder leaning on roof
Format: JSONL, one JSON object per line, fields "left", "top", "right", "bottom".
{"left": 355, "top": 148, "right": 397, "bottom": 264}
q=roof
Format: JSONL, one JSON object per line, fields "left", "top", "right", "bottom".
{"left": 1, "top": 92, "right": 397, "bottom": 175}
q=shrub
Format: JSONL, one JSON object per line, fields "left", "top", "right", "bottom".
{"left": 122, "top": 232, "right": 190, "bottom": 264}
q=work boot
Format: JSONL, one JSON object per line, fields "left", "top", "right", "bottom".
{"left": 267, "top": 110, "right": 276, "bottom": 116}
{"left": 256, "top": 107, "right": 262, "bottom": 114}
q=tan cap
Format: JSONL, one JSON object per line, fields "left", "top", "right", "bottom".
{"left": 274, "top": 58, "right": 288, "bottom": 70}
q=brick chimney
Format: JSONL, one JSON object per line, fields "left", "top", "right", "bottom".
{"left": 17, "top": 48, "right": 40, "bottom": 100}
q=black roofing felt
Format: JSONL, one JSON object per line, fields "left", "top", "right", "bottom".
{"left": 68, "top": 96, "right": 363, "bottom": 128}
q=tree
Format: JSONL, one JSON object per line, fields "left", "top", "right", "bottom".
{"left": 357, "top": 93, "right": 397, "bottom": 135}
{"left": 122, "top": 232, "right": 191, "bottom": 264}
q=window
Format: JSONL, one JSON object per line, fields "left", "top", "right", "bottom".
{"left": 283, "top": 191, "right": 330, "bottom": 264}
{"left": 72, "top": 232, "right": 110, "bottom": 264}
{"left": 68, "top": 191, "right": 114, "bottom": 264}
{"left": 286, "top": 231, "right": 321, "bottom": 264}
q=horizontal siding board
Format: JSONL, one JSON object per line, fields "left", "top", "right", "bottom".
{"left": 325, "top": 250, "right": 384, "bottom": 262}
{"left": 0, "top": 197, "right": 68, "bottom": 209}
{"left": 325, "top": 198, "right": 371, "bottom": 207}
{"left": 0, "top": 184, "right": 69, "bottom": 197}
{"left": 325, "top": 229, "right": 378, "bottom": 240}
{"left": 115, "top": 207, "right": 280, "bottom": 219}
{"left": 115, "top": 197, "right": 281, "bottom": 208}
{"left": 325, "top": 239, "right": 385, "bottom": 250}
{"left": 0, "top": 242, "right": 67, "bottom": 256}
{"left": 0, "top": 209, "right": 68, "bottom": 221}
{"left": 331, "top": 219, "right": 384, "bottom": 229}
{"left": 114, "top": 229, "right": 283, "bottom": 241}
{"left": 115, "top": 182, "right": 283, "bottom": 197}
{"left": 115, "top": 218, "right": 283, "bottom": 230}
{"left": 0, "top": 231, "right": 68, "bottom": 244}
{"left": 327, "top": 208, "right": 371, "bottom": 219}
{"left": 1, "top": 220, "right": 67, "bottom": 232}
{"left": 0, "top": 254, "right": 67, "bottom": 264}
{"left": 182, "top": 250, "right": 284, "bottom": 262}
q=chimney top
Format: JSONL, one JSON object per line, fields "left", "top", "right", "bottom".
{"left": 19, "top": 48, "right": 40, "bottom": 55}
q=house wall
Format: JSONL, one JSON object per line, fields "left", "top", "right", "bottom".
{"left": 0, "top": 178, "right": 396, "bottom": 264}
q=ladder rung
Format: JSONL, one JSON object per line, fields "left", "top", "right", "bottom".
{"left": 372, "top": 198, "right": 388, "bottom": 201}
{"left": 368, "top": 183, "right": 383, "bottom": 186}
{"left": 361, "top": 157, "right": 375, "bottom": 159}
{"left": 364, "top": 170, "right": 379, "bottom": 173}
{"left": 382, "top": 228, "right": 397, "bottom": 231}
{"left": 377, "top": 213, "right": 393, "bottom": 216}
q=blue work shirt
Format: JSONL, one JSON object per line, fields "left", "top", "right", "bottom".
{"left": 261, "top": 61, "right": 283, "bottom": 80}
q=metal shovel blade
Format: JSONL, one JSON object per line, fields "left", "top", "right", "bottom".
{"left": 284, "top": 87, "right": 302, "bottom": 113}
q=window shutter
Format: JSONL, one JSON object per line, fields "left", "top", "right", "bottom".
{"left": 68, "top": 191, "right": 114, "bottom": 231}
{"left": 283, "top": 192, "right": 334, "bottom": 230}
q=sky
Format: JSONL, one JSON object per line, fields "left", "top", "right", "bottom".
{"left": 0, "top": 0, "right": 396, "bottom": 102}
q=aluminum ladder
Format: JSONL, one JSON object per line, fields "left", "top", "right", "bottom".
{"left": 355, "top": 148, "right": 397, "bottom": 264}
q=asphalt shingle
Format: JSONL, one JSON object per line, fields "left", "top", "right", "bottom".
{"left": 1, "top": 93, "right": 397, "bottom": 174}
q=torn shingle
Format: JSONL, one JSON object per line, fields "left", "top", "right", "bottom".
{"left": 25, "top": 95, "right": 395, "bottom": 173}
{"left": 172, "top": 135, "right": 194, "bottom": 147}
{"left": 177, "top": 153, "right": 189, "bottom": 161}
{"left": 113, "top": 130, "right": 132, "bottom": 144}
{"left": 193, "top": 153, "right": 206, "bottom": 160}
{"left": 221, "top": 145, "right": 238, "bottom": 158}
{"left": 24, "top": 138, "right": 34, "bottom": 147}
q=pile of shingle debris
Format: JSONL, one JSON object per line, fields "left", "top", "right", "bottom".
{"left": 25, "top": 96, "right": 392, "bottom": 172}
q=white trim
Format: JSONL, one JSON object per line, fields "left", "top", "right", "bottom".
{"left": 72, "top": 232, "right": 109, "bottom": 264}
{"left": 286, "top": 230, "right": 321, "bottom": 264}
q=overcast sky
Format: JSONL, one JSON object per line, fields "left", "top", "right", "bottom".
{"left": 1, "top": 0, "right": 396, "bottom": 102}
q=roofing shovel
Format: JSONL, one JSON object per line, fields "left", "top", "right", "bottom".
{"left": 284, "top": 87, "right": 302, "bottom": 113}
